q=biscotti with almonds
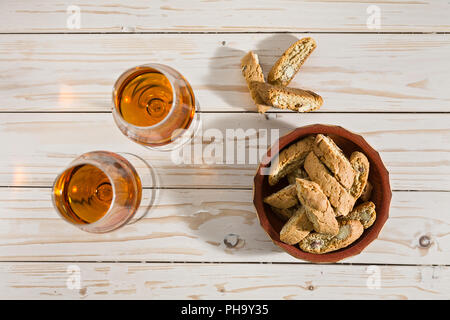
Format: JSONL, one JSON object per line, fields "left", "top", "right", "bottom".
{"left": 280, "top": 207, "right": 314, "bottom": 245}
{"left": 268, "top": 135, "right": 315, "bottom": 186}
{"left": 349, "top": 151, "right": 370, "bottom": 199}
{"left": 268, "top": 37, "right": 317, "bottom": 87}
{"left": 254, "top": 82, "right": 323, "bottom": 113}
{"left": 360, "top": 181, "right": 373, "bottom": 202}
{"left": 313, "top": 134, "right": 356, "bottom": 189}
{"left": 304, "top": 151, "right": 355, "bottom": 216}
{"left": 240, "top": 51, "right": 271, "bottom": 114}
{"left": 295, "top": 178, "right": 339, "bottom": 236}
{"left": 340, "top": 201, "right": 376, "bottom": 229}
{"left": 271, "top": 205, "right": 298, "bottom": 221}
{"left": 298, "top": 220, "right": 364, "bottom": 254}
{"left": 287, "top": 167, "right": 309, "bottom": 185}
{"left": 263, "top": 184, "right": 298, "bottom": 209}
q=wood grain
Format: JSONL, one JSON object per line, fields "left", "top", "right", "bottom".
{"left": 0, "top": 188, "right": 448, "bottom": 264}
{"left": 1, "top": 34, "right": 449, "bottom": 112}
{"left": 0, "top": 0, "right": 449, "bottom": 299}
{"left": 0, "top": 262, "right": 448, "bottom": 299}
{"left": 0, "top": 113, "right": 448, "bottom": 191}
{"left": 1, "top": 1, "right": 449, "bottom": 33}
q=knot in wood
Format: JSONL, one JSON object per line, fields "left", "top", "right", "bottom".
{"left": 419, "top": 235, "right": 431, "bottom": 248}
{"left": 224, "top": 233, "right": 240, "bottom": 248}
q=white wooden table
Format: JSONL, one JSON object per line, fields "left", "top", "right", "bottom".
{"left": 0, "top": 1, "right": 449, "bottom": 299}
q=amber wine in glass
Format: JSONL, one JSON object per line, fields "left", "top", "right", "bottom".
{"left": 112, "top": 64, "right": 199, "bottom": 150}
{"left": 52, "top": 151, "right": 142, "bottom": 233}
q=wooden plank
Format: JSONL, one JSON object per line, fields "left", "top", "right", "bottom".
{"left": 0, "top": 188, "right": 448, "bottom": 264}
{"left": 0, "top": 1, "right": 449, "bottom": 33}
{"left": 0, "top": 262, "right": 448, "bottom": 299}
{"left": 1, "top": 33, "right": 450, "bottom": 112}
{"left": 0, "top": 113, "right": 449, "bottom": 191}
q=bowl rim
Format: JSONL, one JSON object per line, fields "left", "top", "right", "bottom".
{"left": 253, "top": 124, "right": 392, "bottom": 263}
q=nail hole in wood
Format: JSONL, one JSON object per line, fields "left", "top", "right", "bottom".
{"left": 265, "top": 113, "right": 277, "bottom": 121}
{"left": 121, "top": 26, "right": 135, "bottom": 32}
{"left": 308, "top": 285, "right": 315, "bottom": 291}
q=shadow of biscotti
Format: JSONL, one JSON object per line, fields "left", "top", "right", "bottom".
{"left": 204, "top": 45, "right": 255, "bottom": 111}
{"left": 253, "top": 34, "right": 300, "bottom": 78}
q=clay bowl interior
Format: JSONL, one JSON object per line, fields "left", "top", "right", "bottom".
{"left": 253, "top": 124, "right": 392, "bottom": 263}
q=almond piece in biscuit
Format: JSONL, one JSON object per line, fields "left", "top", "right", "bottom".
{"left": 287, "top": 167, "right": 309, "bottom": 185}
{"left": 280, "top": 207, "right": 314, "bottom": 245}
{"left": 240, "top": 51, "right": 271, "bottom": 113}
{"left": 295, "top": 178, "right": 339, "bottom": 236}
{"left": 313, "top": 134, "right": 356, "bottom": 189}
{"left": 271, "top": 205, "right": 298, "bottom": 222}
{"left": 254, "top": 82, "right": 323, "bottom": 113}
{"left": 268, "top": 135, "right": 315, "bottom": 186}
{"left": 304, "top": 151, "right": 355, "bottom": 216}
{"left": 263, "top": 184, "right": 298, "bottom": 209}
{"left": 268, "top": 37, "right": 317, "bottom": 87}
{"left": 349, "top": 151, "right": 370, "bottom": 199}
{"left": 360, "top": 181, "right": 373, "bottom": 202}
{"left": 299, "top": 220, "right": 364, "bottom": 254}
{"left": 340, "top": 201, "right": 376, "bottom": 229}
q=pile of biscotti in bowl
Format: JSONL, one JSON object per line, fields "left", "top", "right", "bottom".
{"left": 253, "top": 124, "right": 392, "bottom": 263}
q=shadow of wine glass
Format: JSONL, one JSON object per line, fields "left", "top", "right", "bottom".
{"left": 118, "top": 152, "right": 160, "bottom": 224}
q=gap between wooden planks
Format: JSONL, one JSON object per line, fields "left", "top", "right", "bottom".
{"left": 0, "top": 113, "right": 448, "bottom": 190}
{"left": 0, "top": 0, "right": 449, "bottom": 33}
{"left": 0, "top": 262, "right": 448, "bottom": 299}
{"left": 0, "top": 34, "right": 449, "bottom": 112}
{"left": 0, "top": 188, "right": 448, "bottom": 265}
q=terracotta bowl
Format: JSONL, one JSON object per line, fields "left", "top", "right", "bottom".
{"left": 253, "top": 124, "right": 391, "bottom": 263}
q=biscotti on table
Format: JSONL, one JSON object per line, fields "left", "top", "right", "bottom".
{"left": 264, "top": 133, "right": 375, "bottom": 254}
{"left": 268, "top": 37, "right": 317, "bottom": 87}
{"left": 240, "top": 37, "right": 322, "bottom": 114}
{"left": 240, "top": 51, "right": 271, "bottom": 114}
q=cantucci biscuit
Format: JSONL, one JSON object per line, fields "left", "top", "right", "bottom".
{"left": 280, "top": 207, "right": 314, "bottom": 245}
{"left": 360, "top": 181, "right": 373, "bottom": 202}
{"left": 271, "top": 206, "right": 298, "bottom": 221}
{"left": 295, "top": 178, "right": 339, "bottom": 236}
{"left": 268, "top": 37, "right": 317, "bottom": 87}
{"left": 299, "top": 220, "right": 364, "bottom": 254}
{"left": 287, "top": 167, "right": 309, "bottom": 185}
{"left": 254, "top": 82, "right": 323, "bottom": 113}
{"left": 349, "top": 151, "right": 370, "bottom": 199}
{"left": 313, "top": 134, "right": 356, "bottom": 189}
{"left": 304, "top": 151, "right": 355, "bottom": 216}
{"left": 268, "top": 135, "right": 315, "bottom": 186}
{"left": 263, "top": 184, "right": 298, "bottom": 209}
{"left": 340, "top": 201, "right": 376, "bottom": 229}
{"left": 240, "top": 51, "right": 271, "bottom": 113}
